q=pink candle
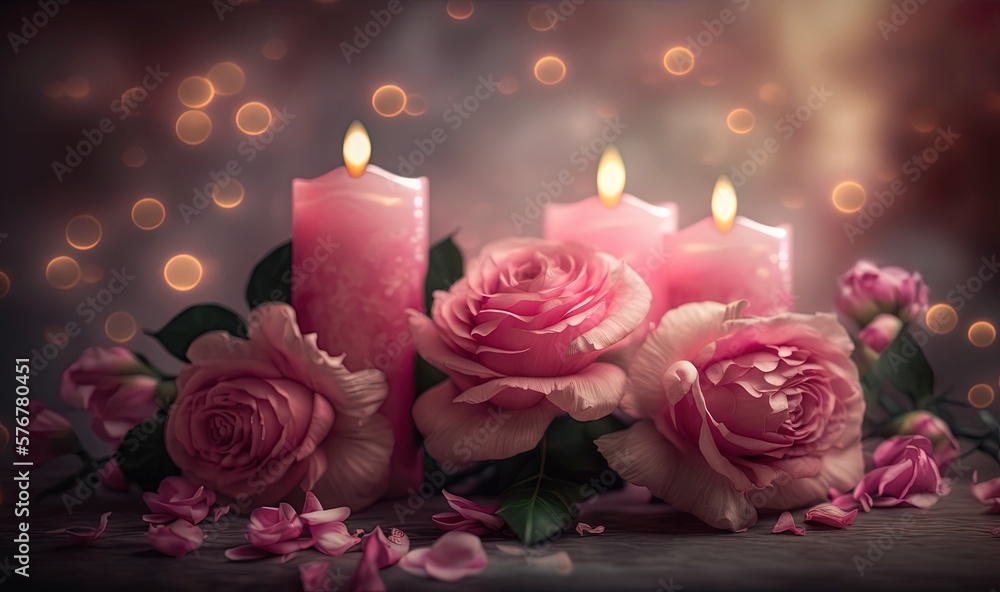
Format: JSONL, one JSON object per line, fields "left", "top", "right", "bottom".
{"left": 292, "top": 123, "right": 427, "bottom": 497}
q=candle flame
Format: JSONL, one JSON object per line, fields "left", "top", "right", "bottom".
{"left": 597, "top": 145, "right": 625, "bottom": 208}
{"left": 343, "top": 120, "right": 371, "bottom": 178}
{"left": 711, "top": 175, "right": 738, "bottom": 234}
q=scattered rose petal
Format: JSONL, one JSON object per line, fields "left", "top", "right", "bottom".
{"left": 804, "top": 504, "right": 858, "bottom": 528}
{"left": 300, "top": 562, "right": 338, "bottom": 592}
{"left": 142, "top": 513, "right": 178, "bottom": 524}
{"left": 224, "top": 545, "right": 273, "bottom": 561}
{"left": 300, "top": 492, "right": 360, "bottom": 556}
{"left": 525, "top": 551, "right": 573, "bottom": 576}
{"left": 971, "top": 471, "right": 1000, "bottom": 513}
{"left": 432, "top": 490, "right": 504, "bottom": 536}
{"left": 575, "top": 522, "right": 605, "bottom": 536}
{"left": 209, "top": 504, "right": 232, "bottom": 523}
{"left": 771, "top": 511, "right": 805, "bottom": 536}
{"left": 45, "top": 511, "right": 111, "bottom": 545}
{"left": 148, "top": 520, "right": 205, "bottom": 557}
{"left": 344, "top": 527, "right": 409, "bottom": 592}
{"left": 993, "top": 527, "right": 1000, "bottom": 537}
{"left": 495, "top": 543, "right": 526, "bottom": 557}
{"left": 143, "top": 476, "right": 216, "bottom": 525}
{"left": 399, "top": 531, "right": 487, "bottom": 582}
{"left": 225, "top": 502, "right": 312, "bottom": 561}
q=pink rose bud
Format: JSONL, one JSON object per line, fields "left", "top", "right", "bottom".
{"left": 857, "top": 313, "right": 903, "bottom": 353}
{"left": 60, "top": 347, "right": 161, "bottom": 443}
{"left": 836, "top": 260, "right": 929, "bottom": 326}
{"left": 886, "top": 411, "right": 960, "bottom": 473}
{"left": 142, "top": 476, "right": 217, "bottom": 524}
{"left": 28, "top": 401, "right": 80, "bottom": 465}
{"left": 851, "top": 435, "right": 946, "bottom": 511}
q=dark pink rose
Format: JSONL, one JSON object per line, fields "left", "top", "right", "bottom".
{"left": 597, "top": 300, "right": 865, "bottom": 531}
{"left": 143, "top": 476, "right": 217, "bottom": 524}
{"left": 165, "top": 303, "right": 392, "bottom": 510}
{"left": 148, "top": 520, "right": 205, "bottom": 557}
{"left": 886, "top": 411, "right": 960, "bottom": 472}
{"left": 857, "top": 313, "right": 903, "bottom": 353}
{"left": 836, "top": 260, "right": 928, "bottom": 326}
{"left": 60, "top": 347, "right": 160, "bottom": 443}
{"left": 411, "top": 238, "right": 651, "bottom": 464}
{"left": 28, "top": 401, "right": 80, "bottom": 465}
{"left": 847, "top": 435, "right": 946, "bottom": 511}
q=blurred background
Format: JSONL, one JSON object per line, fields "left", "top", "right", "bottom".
{"left": 0, "top": 0, "right": 998, "bottom": 452}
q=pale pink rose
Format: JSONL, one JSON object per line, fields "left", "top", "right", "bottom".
{"left": 432, "top": 490, "right": 504, "bottom": 536}
{"left": 399, "top": 531, "right": 488, "bottom": 582}
{"left": 844, "top": 436, "right": 946, "bottom": 511}
{"left": 60, "top": 346, "right": 161, "bottom": 443}
{"left": 857, "top": 313, "right": 903, "bottom": 353}
{"left": 45, "top": 511, "right": 111, "bottom": 545}
{"left": 410, "top": 238, "right": 651, "bottom": 463}
{"left": 147, "top": 520, "right": 205, "bottom": 557}
{"left": 142, "top": 476, "right": 217, "bottom": 524}
{"left": 970, "top": 471, "right": 1000, "bottom": 513}
{"left": 165, "top": 303, "right": 393, "bottom": 510}
{"left": 886, "top": 411, "right": 960, "bottom": 472}
{"left": 27, "top": 401, "right": 80, "bottom": 465}
{"left": 597, "top": 300, "right": 865, "bottom": 532}
{"left": 836, "top": 260, "right": 928, "bottom": 326}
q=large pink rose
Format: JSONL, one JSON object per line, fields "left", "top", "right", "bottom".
{"left": 597, "top": 300, "right": 865, "bottom": 531}
{"left": 836, "top": 260, "right": 928, "bottom": 326}
{"left": 410, "top": 237, "right": 651, "bottom": 463}
{"left": 60, "top": 347, "right": 160, "bottom": 442}
{"left": 164, "top": 303, "right": 393, "bottom": 511}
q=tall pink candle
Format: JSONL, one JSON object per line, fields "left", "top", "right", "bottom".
{"left": 292, "top": 162, "right": 428, "bottom": 497}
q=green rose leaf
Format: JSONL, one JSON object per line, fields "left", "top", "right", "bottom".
{"left": 246, "top": 241, "right": 292, "bottom": 308}
{"left": 865, "top": 327, "right": 934, "bottom": 409}
{"left": 415, "top": 234, "right": 463, "bottom": 398}
{"left": 116, "top": 416, "right": 181, "bottom": 491}
{"left": 497, "top": 472, "right": 587, "bottom": 546}
{"left": 148, "top": 304, "right": 246, "bottom": 362}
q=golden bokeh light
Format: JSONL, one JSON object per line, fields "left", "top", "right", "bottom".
{"left": 178, "top": 76, "right": 215, "bottom": 108}
{"left": 46, "top": 256, "right": 81, "bottom": 290}
{"left": 176, "top": 110, "right": 213, "bottom": 145}
{"left": 446, "top": 0, "right": 474, "bottom": 20}
{"left": 0, "top": 271, "right": 9, "bottom": 299}
{"left": 211, "top": 179, "right": 245, "bottom": 208}
{"left": 372, "top": 85, "right": 407, "bottom": 117}
{"left": 663, "top": 47, "right": 695, "bottom": 76}
{"left": 726, "top": 108, "right": 756, "bottom": 134}
{"left": 207, "top": 62, "right": 245, "bottom": 96}
{"left": 968, "top": 321, "right": 997, "bottom": 347}
{"left": 832, "top": 181, "right": 867, "bottom": 213}
{"left": 263, "top": 38, "right": 287, "bottom": 60}
{"left": 758, "top": 83, "right": 787, "bottom": 106}
{"left": 65, "top": 215, "right": 103, "bottom": 250}
{"left": 122, "top": 146, "right": 147, "bottom": 168}
{"left": 497, "top": 77, "right": 519, "bottom": 95}
{"left": 132, "top": 198, "right": 166, "bottom": 230}
{"left": 534, "top": 56, "right": 566, "bottom": 85}
{"left": 65, "top": 76, "right": 90, "bottom": 99}
{"left": 236, "top": 102, "right": 272, "bottom": 135}
{"left": 164, "top": 254, "right": 203, "bottom": 291}
{"left": 81, "top": 264, "right": 104, "bottom": 284}
{"left": 711, "top": 176, "right": 738, "bottom": 234}
{"left": 968, "top": 384, "right": 995, "bottom": 409}
{"left": 527, "top": 4, "right": 557, "bottom": 31}
{"left": 404, "top": 93, "right": 428, "bottom": 116}
{"left": 926, "top": 303, "right": 958, "bottom": 334}
{"left": 911, "top": 108, "right": 937, "bottom": 133}
{"left": 596, "top": 145, "right": 626, "bottom": 208}
{"left": 105, "top": 311, "right": 138, "bottom": 343}
{"left": 343, "top": 120, "right": 371, "bottom": 178}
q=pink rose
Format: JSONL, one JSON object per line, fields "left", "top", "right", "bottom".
{"left": 857, "top": 313, "right": 903, "bottom": 353}
{"left": 165, "top": 303, "right": 393, "bottom": 510}
{"left": 60, "top": 347, "right": 161, "bottom": 443}
{"left": 28, "top": 401, "right": 80, "bottom": 465}
{"left": 143, "top": 476, "right": 217, "bottom": 524}
{"left": 148, "top": 520, "right": 205, "bottom": 557}
{"left": 836, "top": 260, "right": 928, "bottom": 326}
{"left": 841, "top": 435, "right": 945, "bottom": 511}
{"left": 411, "top": 238, "right": 651, "bottom": 463}
{"left": 597, "top": 300, "right": 865, "bottom": 531}
{"left": 886, "top": 411, "right": 960, "bottom": 472}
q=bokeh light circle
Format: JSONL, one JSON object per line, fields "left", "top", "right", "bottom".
{"left": 81, "top": 264, "right": 104, "bottom": 284}
{"left": 968, "top": 384, "right": 995, "bottom": 409}
{"left": 164, "top": 255, "right": 203, "bottom": 291}
{"left": 207, "top": 62, "right": 245, "bottom": 96}
{"left": 663, "top": 47, "right": 695, "bottom": 76}
{"left": 132, "top": 198, "right": 166, "bottom": 230}
{"left": 372, "top": 85, "right": 407, "bottom": 117}
{"left": 446, "top": 0, "right": 474, "bottom": 20}
{"left": 758, "top": 83, "right": 787, "bottom": 106}
{"left": 177, "top": 76, "right": 215, "bottom": 108}
{"left": 926, "top": 303, "right": 958, "bottom": 334}
{"left": 497, "top": 77, "right": 519, "bottom": 95}
{"left": 122, "top": 146, "right": 147, "bottom": 168}
{"left": 263, "top": 38, "right": 287, "bottom": 60}
{"left": 832, "top": 181, "right": 867, "bottom": 213}
{"left": 534, "top": 56, "right": 566, "bottom": 85}
{"left": 176, "top": 110, "right": 213, "bottom": 145}
{"left": 65, "top": 215, "right": 103, "bottom": 250}
{"left": 46, "top": 256, "right": 81, "bottom": 290}
{"left": 404, "top": 93, "right": 428, "bottom": 116}
{"left": 105, "top": 311, "right": 138, "bottom": 343}
{"left": 120, "top": 86, "right": 151, "bottom": 116}
{"left": 212, "top": 180, "right": 245, "bottom": 208}
{"left": 527, "top": 4, "right": 558, "bottom": 31}
{"left": 968, "top": 321, "right": 997, "bottom": 347}
{"left": 236, "top": 102, "right": 272, "bottom": 135}
{"left": 726, "top": 108, "right": 756, "bottom": 134}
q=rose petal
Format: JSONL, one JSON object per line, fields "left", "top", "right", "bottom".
{"left": 432, "top": 491, "right": 504, "bottom": 535}
{"left": 575, "top": 523, "right": 605, "bottom": 536}
{"left": 399, "top": 531, "right": 487, "bottom": 582}
{"left": 344, "top": 527, "right": 411, "bottom": 592}
{"left": 299, "top": 562, "right": 335, "bottom": 592}
{"left": 771, "top": 512, "right": 805, "bottom": 536}
{"left": 224, "top": 545, "right": 273, "bottom": 561}
{"left": 525, "top": 551, "right": 574, "bottom": 575}
{"left": 148, "top": 520, "right": 205, "bottom": 557}
{"left": 45, "top": 511, "right": 111, "bottom": 545}
{"left": 208, "top": 505, "right": 232, "bottom": 523}
{"left": 495, "top": 543, "right": 526, "bottom": 556}
{"left": 804, "top": 504, "right": 857, "bottom": 528}
{"left": 142, "top": 513, "right": 178, "bottom": 524}
{"left": 568, "top": 256, "right": 651, "bottom": 355}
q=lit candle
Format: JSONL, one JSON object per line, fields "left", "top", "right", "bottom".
{"left": 292, "top": 121, "right": 427, "bottom": 497}
{"left": 544, "top": 146, "right": 679, "bottom": 323}
{"left": 664, "top": 176, "right": 792, "bottom": 315}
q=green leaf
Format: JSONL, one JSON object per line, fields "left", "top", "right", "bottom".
{"left": 865, "top": 327, "right": 934, "bottom": 408}
{"left": 148, "top": 304, "right": 246, "bottom": 362}
{"left": 246, "top": 241, "right": 292, "bottom": 308}
{"left": 542, "top": 415, "right": 626, "bottom": 481}
{"left": 116, "top": 417, "right": 180, "bottom": 491}
{"left": 423, "top": 234, "right": 463, "bottom": 312}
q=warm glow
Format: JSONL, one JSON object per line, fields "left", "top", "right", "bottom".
{"left": 446, "top": 0, "right": 474, "bottom": 20}
{"left": 66, "top": 215, "right": 103, "bottom": 250}
{"left": 0, "top": 271, "right": 9, "bottom": 299}
{"left": 81, "top": 264, "right": 103, "bottom": 284}
{"left": 404, "top": 93, "right": 428, "bottom": 116}
{"left": 164, "top": 255, "right": 203, "bottom": 291}
{"left": 911, "top": 108, "right": 937, "bottom": 133}
{"left": 711, "top": 176, "right": 738, "bottom": 234}
{"left": 497, "top": 77, "right": 519, "bottom": 95}
{"left": 122, "top": 146, "right": 147, "bottom": 168}
{"left": 534, "top": 56, "right": 566, "bottom": 85}
{"left": 46, "top": 256, "right": 81, "bottom": 290}
{"left": 372, "top": 85, "right": 407, "bottom": 117}
{"left": 343, "top": 120, "right": 371, "bottom": 178}
{"left": 262, "top": 38, "right": 287, "bottom": 60}
{"left": 726, "top": 108, "right": 756, "bottom": 134}
{"left": 132, "top": 198, "right": 166, "bottom": 230}
{"left": 207, "top": 62, "right": 245, "bottom": 96}
{"left": 758, "top": 83, "right": 787, "bottom": 106}
{"left": 120, "top": 86, "right": 150, "bottom": 116}
{"left": 212, "top": 179, "right": 245, "bottom": 208}
{"left": 236, "top": 102, "right": 272, "bottom": 135}
{"left": 926, "top": 303, "right": 958, "bottom": 334}
{"left": 663, "top": 47, "right": 695, "bottom": 76}
{"left": 176, "top": 111, "right": 213, "bottom": 145}
{"left": 832, "top": 181, "right": 867, "bottom": 213}
{"left": 596, "top": 145, "right": 625, "bottom": 208}
{"left": 65, "top": 76, "right": 90, "bottom": 99}
{"left": 969, "top": 321, "right": 997, "bottom": 347}
{"left": 968, "top": 384, "right": 995, "bottom": 409}
{"left": 105, "top": 311, "right": 138, "bottom": 343}
{"left": 527, "top": 4, "right": 557, "bottom": 31}
{"left": 177, "top": 76, "right": 215, "bottom": 108}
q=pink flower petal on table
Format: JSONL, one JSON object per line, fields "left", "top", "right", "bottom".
{"left": 432, "top": 490, "right": 504, "bottom": 535}
{"left": 525, "top": 551, "right": 574, "bottom": 576}
{"left": 399, "top": 531, "right": 487, "bottom": 582}
{"left": 993, "top": 527, "right": 1000, "bottom": 537}
{"left": 300, "top": 562, "right": 339, "bottom": 592}
{"left": 495, "top": 544, "right": 526, "bottom": 556}
{"left": 209, "top": 505, "right": 232, "bottom": 523}
{"left": 344, "top": 527, "right": 410, "bottom": 592}
{"left": 142, "top": 513, "right": 177, "bottom": 524}
{"left": 804, "top": 504, "right": 858, "bottom": 528}
{"left": 224, "top": 545, "right": 274, "bottom": 561}
{"left": 45, "top": 511, "right": 111, "bottom": 545}
{"left": 771, "top": 511, "right": 805, "bottom": 536}
{"left": 971, "top": 471, "right": 1000, "bottom": 513}
{"left": 575, "top": 522, "right": 605, "bottom": 536}
{"left": 147, "top": 520, "right": 205, "bottom": 557}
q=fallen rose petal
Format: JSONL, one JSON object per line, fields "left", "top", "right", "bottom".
{"left": 495, "top": 544, "right": 526, "bottom": 557}
{"left": 143, "top": 476, "right": 216, "bottom": 525}
{"left": 344, "top": 527, "right": 409, "bottom": 592}
{"left": 525, "top": 551, "right": 573, "bottom": 575}
{"left": 45, "top": 511, "right": 111, "bottom": 545}
{"left": 971, "top": 471, "right": 1000, "bottom": 513}
{"left": 993, "top": 527, "right": 1000, "bottom": 536}
{"left": 224, "top": 545, "right": 273, "bottom": 561}
{"left": 399, "top": 531, "right": 487, "bottom": 582}
{"left": 142, "top": 513, "right": 177, "bottom": 524}
{"left": 209, "top": 505, "right": 232, "bottom": 523}
{"left": 300, "top": 562, "right": 336, "bottom": 592}
{"left": 804, "top": 504, "right": 858, "bottom": 528}
{"left": 147, "top": 520, "right": 205, "bottom": 557}
{"left": 432, "top": 491, "right": 504, "bottom": 536}
{"left": 575, "top": 522, "right": 605, "bottom": 536}
{"left": 771, "top": 511, "right": 805, "bottom": 536}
